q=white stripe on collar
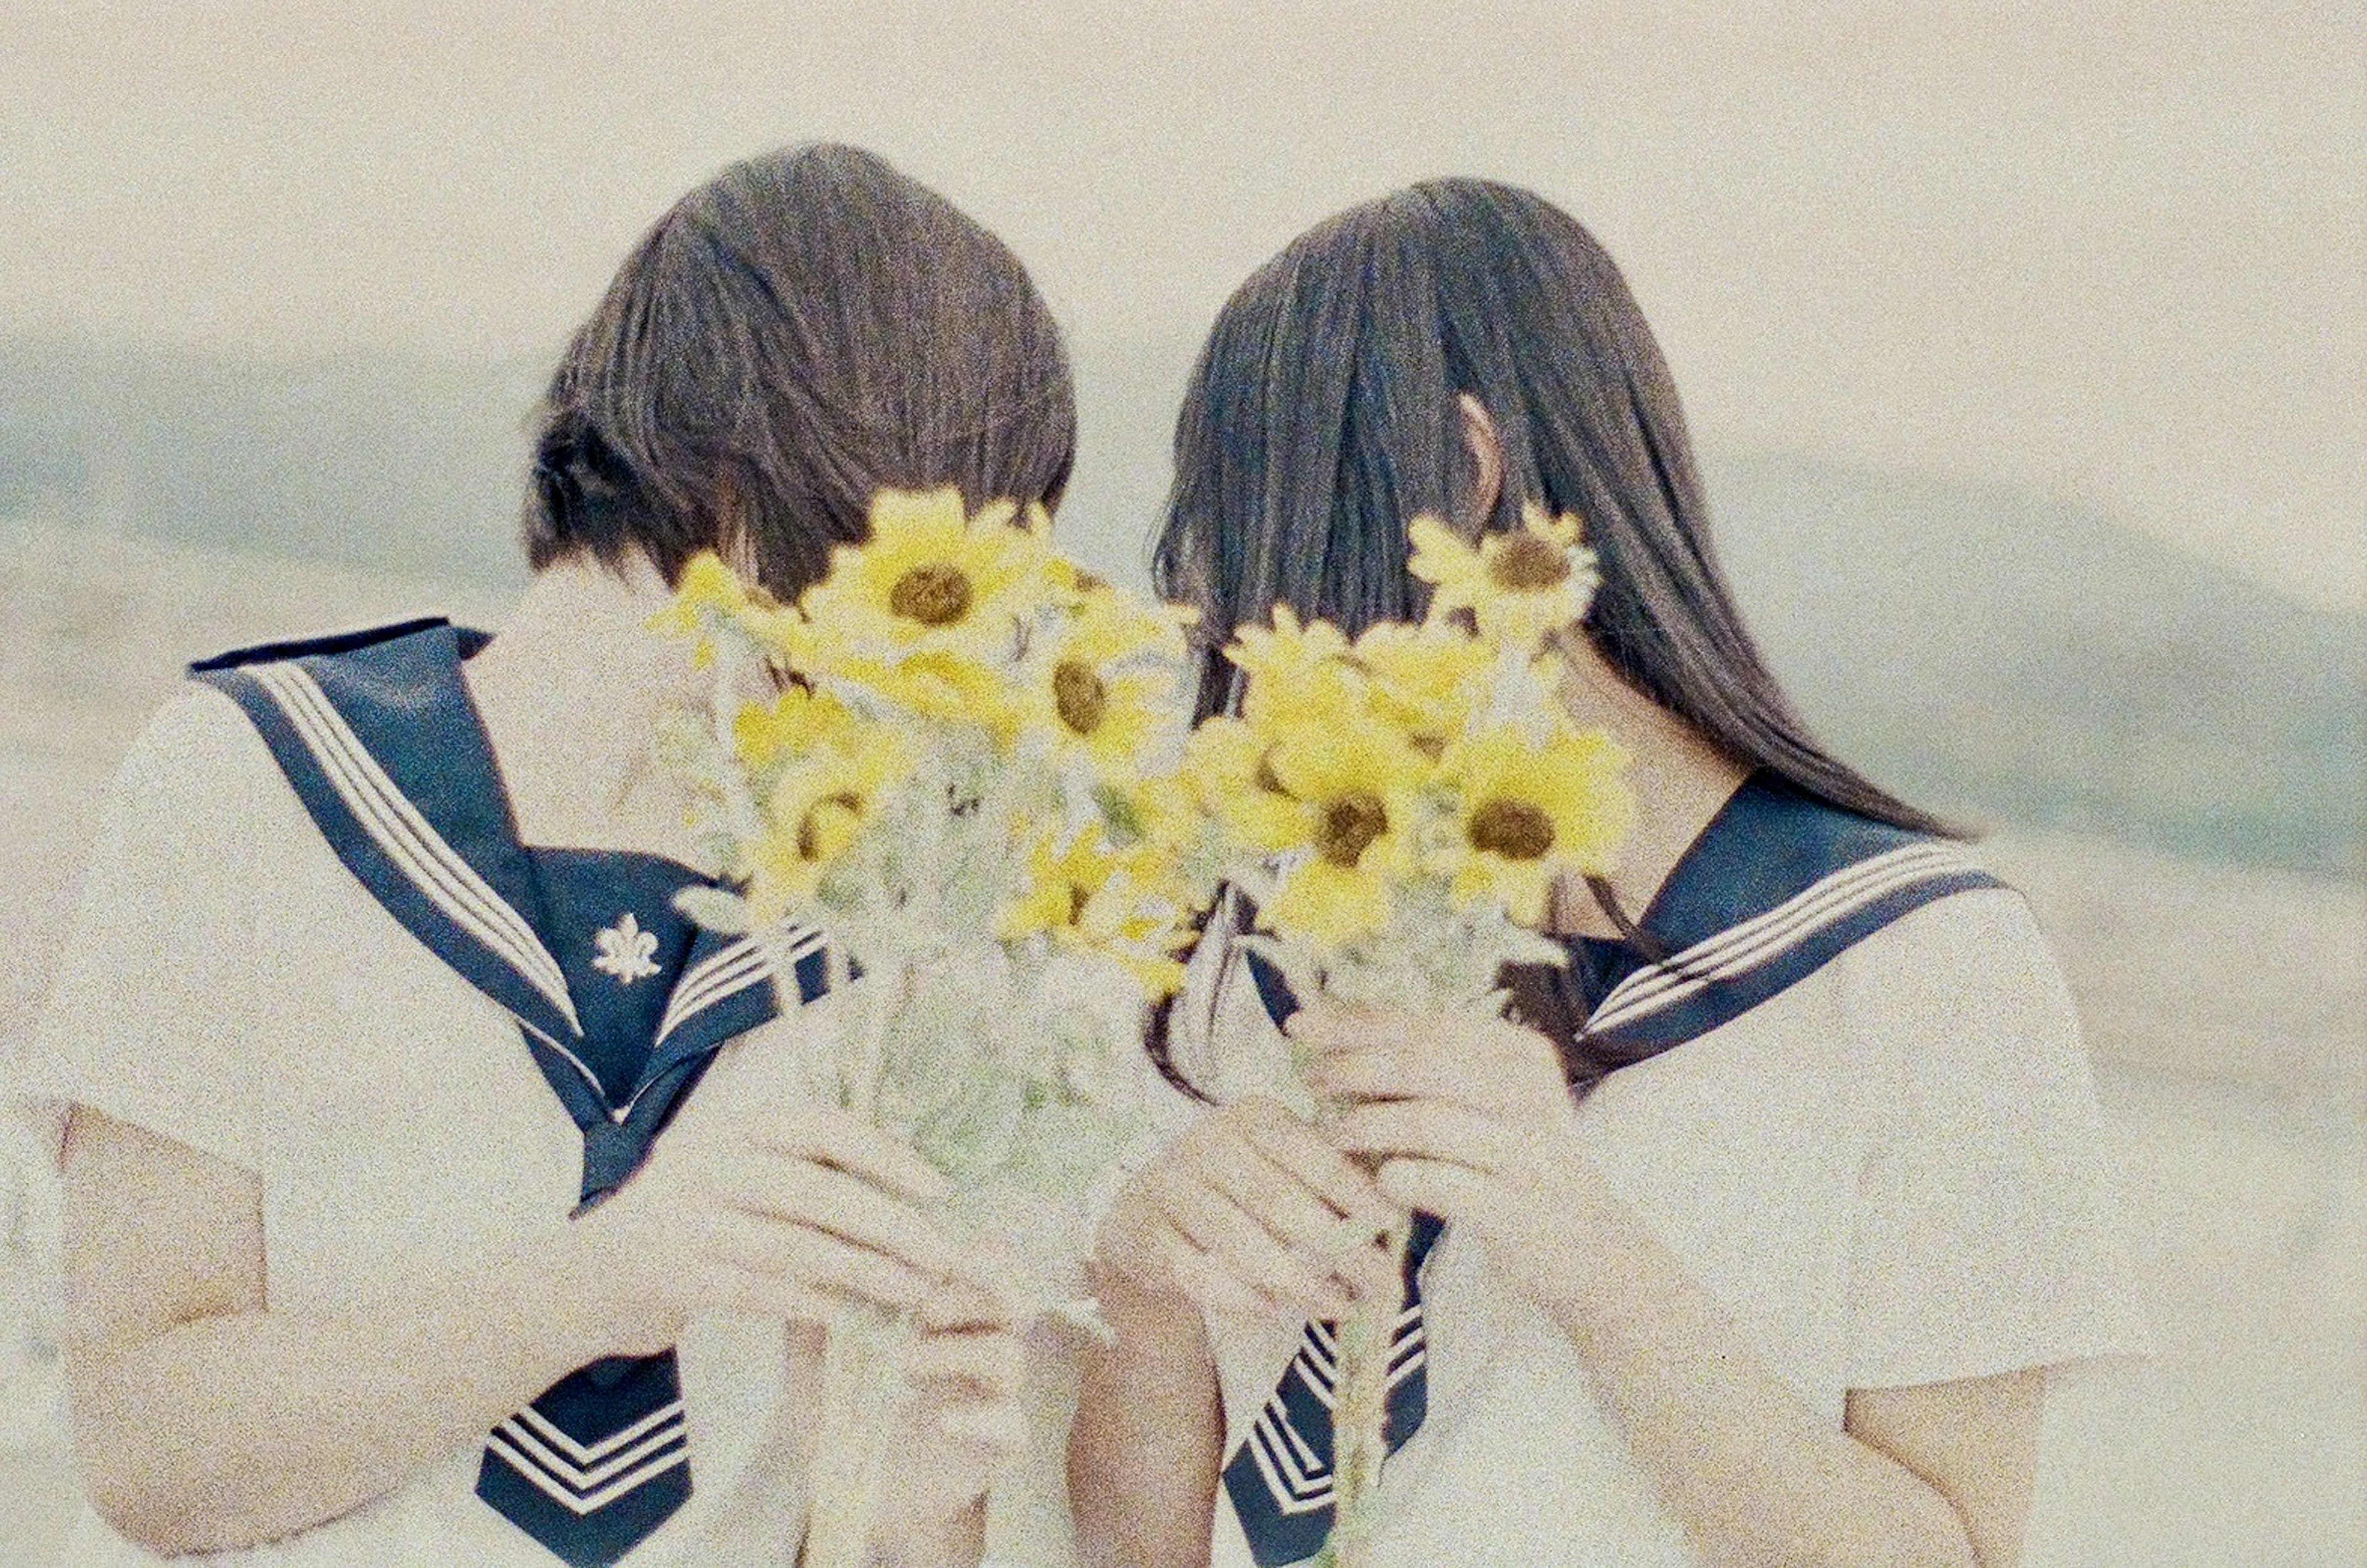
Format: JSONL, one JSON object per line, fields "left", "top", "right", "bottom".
{"left": 496, "top": 1405, "right": 686, "bottom": 1489}
{"left": 483, "top": 1427, "right": 688, "bottom": 1516}
{"left": 517, "top": 1017, "right": 622, "bottom": 1118}
{"left": 248, "top": 661, "right": 581, "bottom": 1035}
{"left": 652, "top": 926, "right": 821, "bottom": 1047}
{"left": 1245, "top": 1408, "right": 1330, "bottom": 1514}
{"left": 512, "top": 1400, "right": 687, "bottom": 1467}
{"left": 1587, "top": 841, "right": 1976, "bottom": 1035}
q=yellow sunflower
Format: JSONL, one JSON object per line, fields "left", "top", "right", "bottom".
{"left": 1002, "top": 828, "right": 1120, "bottom": 943}
{"left": 651, "top": 551, "right": 775, "bottom": 668}
{"left": 1000, "top": 828, "right": 1191, "bottom": 996}
{"left": 814, "top": 645, "right": 1017, "bottom": 738}
{"left": 798, "top": 486, "right": 1053, "bottom": 664}
{"left": 1043, "top": 547, "right": 1138, "bottom": 610}
{"left": 1407, "top": 500, "right": 1600, "bottom": 652}
{"left": 1027, "top": 592, "right": 1185, "bottom": 775}
{"left": 742, "top": 721, "right": 915, "bottom": 921}
{"left": 1227, "top": 605, "right": 1363, "bottom": 730}
{"left": 730, "top": 683, "right": 857, "bottom": 769}
{"left": 1183, "top": 715, "right": 1306, "bottom": 853}
{"left": 1101, "top": 769, "right": 1199, "bottom": 856}
{"left": 1344, "top": 619, "right": 1492, "bottom": 757}
{"left": 1249, "top": 719, "right": 1434, "bottom": 944}
{"left": 1436, "top": 725, "right": 1633, "bottom": 925}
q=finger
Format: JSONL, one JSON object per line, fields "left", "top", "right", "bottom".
{"left": 1235, "top": 1101, "right": 1396, "bottom": 1222}
{"left": 936, "top": 1400, "right": 1027, "bottom": 1451}
{"left": 1151, "top": 1223, "right": 1280, "bottom": 1320}
{"left": 1198, "top": 1123, "right": 1345, "bottom": 1245}
{"left": 1374, "top": 1156, "right": 1499, "bottom": 1225}
{"left": 1302, "top": 1019, "right": 1559, "bottom": 1108}
{"left": 1196, "top": 1137, "right": 1388, "bottom": 1304}
{"left": 701, "top": 1262, "right": 841, "bottom": 1325}
{"left": 1468, "top": 1019, "right": 1569, "bottom": 1094}
{"left": 705, "top": 1208, "right": 938, "bottom": 1312}
{"left": 918, "top": 1278, "right": 1018, "bottom": 1334}
{"left": 1280, "top": 1002, "right": 1402, "bottom": 1056}
{"left": 744, "top": 1109, "right": 950, "bottom": 1204}
{"left": 726, "top": 1158, "right": 960, "bottom": 1280}
{"left": 1323, "top": 1099, "right": 1521, "bottom": 1177}
{"left": 1309, "top": 1043, "right": 1539, "bottom": 1120}
{"left": 1322, "top": 1212, "right": 1411, "bottom": 1303}
{"left": 946, "top": 1240, "right": 1035, "bottom": 1321}
{"left": 907, "top": 1330, "right": 1024, "bottom": 1399}
{"left": 1157, "top": 1167, "right": 1352, "bottom": 1317}
{"left": 1232, "top": 1109, "right": 1404, "bottom": 1299}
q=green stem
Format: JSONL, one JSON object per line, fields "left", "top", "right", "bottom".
{"left": 1326, "top": 1212, "right": 1408, "bottom": 1568}
{"left": 842, "top": 953, "right": 903, "bottom": 1121}
{"left": 802, "top": 1302, "right": 912, "bottom": 1568}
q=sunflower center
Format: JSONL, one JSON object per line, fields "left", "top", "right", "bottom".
{"left": 1315, "top": 792, "right": 1389, "bottom": 868}
{"left": 1468, "top": 798, "right": 1555, "bottom": 860}
{"left": 888, "top": 563, "right": 975, "bottom": 626}
{"left": 1488, "top": 533, "right": 1571, "bottom": 592}
{"left": 1052, "top": 659, "right": 1108, "bottom": 736}
{"left": 795, "top": 791, "right": 865, "bottom": 860}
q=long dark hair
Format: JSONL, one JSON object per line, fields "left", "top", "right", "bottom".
{"left": 524, "top": 143, "right": 1076, "bottom": 602}
{"left": 1148, "top": 178, "right": 1954, "bottom": 1096}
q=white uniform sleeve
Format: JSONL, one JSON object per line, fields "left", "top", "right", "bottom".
{"left": 1843, "top": 889, "right": 2151, "bottom": 1387}
{"left": 10, "top": 685, "right": 288, "bottom": 1175}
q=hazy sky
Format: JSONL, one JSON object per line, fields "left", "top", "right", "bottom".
{"left": 3, "top": 2, "right": 2360, "bottom": 609}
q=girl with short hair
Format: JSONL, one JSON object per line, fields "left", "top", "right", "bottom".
{"left": 23, "top": 143, "right": 1073, "bottom": 1568}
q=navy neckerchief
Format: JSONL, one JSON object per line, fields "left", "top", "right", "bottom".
{"left": 190, "top": 618, "right": 833, "bottom": 1198}
{"left": 1224, "top": 773, "right": 2003, "bottom": 1567}
{"left": 192, "top": 618, "right": 835, "bottom": 1567}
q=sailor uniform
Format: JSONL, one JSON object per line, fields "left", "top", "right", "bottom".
{"left": 14, "top": 621, "right": 844, "bottom": 1567}
{"left": 1151, "top": 776, "right": 2149, "bottom": 1568}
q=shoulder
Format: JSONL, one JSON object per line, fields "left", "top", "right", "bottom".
{"left": 108, "top": 683, "right": 288, "bottom": 838}
{"left": 1838, "top": 881, "right": 2071, "bottom": 1018}
{"left": 91, "top": 682, "right": 350, "bottom": 921}
{"left": 1829, "top": 880, "right": 2099, "bottom": 1116}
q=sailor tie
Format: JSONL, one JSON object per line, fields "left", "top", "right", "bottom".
{"left": 476, "top": 1352, "right": 692, "bottom": 1567}
{"left": 1221, "top": 1211, "right": 1445, "bottom": 1567}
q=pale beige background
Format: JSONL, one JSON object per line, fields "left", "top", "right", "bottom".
{"left": 1, "top": 6, "right": 2361, "bottom": 1565}
{"left": 1, "top": 1, "right": 2360, "bottom": 608}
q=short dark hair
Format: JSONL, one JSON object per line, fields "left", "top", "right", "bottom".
{"left": 525, "top": 143, "right": 1076, "bottom": 599}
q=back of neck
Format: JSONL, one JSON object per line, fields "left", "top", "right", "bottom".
{"left": 462, "top": 554, "right": 708, "bottom": 862}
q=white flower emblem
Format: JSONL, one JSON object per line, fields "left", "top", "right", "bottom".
{"left": 592, "top": 912, "right": 661, "bottom": 986}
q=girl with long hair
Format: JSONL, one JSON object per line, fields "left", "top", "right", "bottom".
{"left": 20, "top": 144, "right": 1074, "bottom": 1567}
{"left": 1070, "top": 179, "right": 2144, "bottom": 1568}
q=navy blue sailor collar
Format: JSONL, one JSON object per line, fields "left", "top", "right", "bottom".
{"left": 189, "top": 619, "right": 828, "bottom": 1151}
{"left": 1244, "top": 772, "right": 2002, "bottom": 1063}
{"left": 1571, "top": 772, "right": 2003, "bottom": 1056}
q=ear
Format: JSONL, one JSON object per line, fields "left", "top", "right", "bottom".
{"left": 1457, "top": 393, "right": 1505, "bottom": 529}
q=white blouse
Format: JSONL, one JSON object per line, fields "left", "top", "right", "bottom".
{"left": 12, "top": 686, "right": 851, "bottom": 1567}
{"left": 1153, "top": 883, "right": 2150, "bottom": 1568}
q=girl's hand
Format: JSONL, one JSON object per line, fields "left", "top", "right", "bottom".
{"left": 1295, "top": 1004, "right": 1603, "bottom": 1301}
{"left": 573, "top": 1104, "right": 968, "bottom": 1355}
{"left": 870, "top": 1280, "right": 1030, "bottom": 1538}
{"left": 1096, "top": 1096, "right": 1402, "bottom": 1321}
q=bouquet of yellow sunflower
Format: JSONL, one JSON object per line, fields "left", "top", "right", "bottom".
{"left": 1184, "top": 502, "right": 1633, "bottom": 1568}
{"left": 653, "top": 487, "right": 1206, "bottom": 1568}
